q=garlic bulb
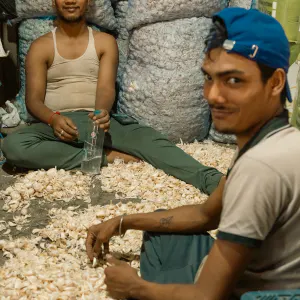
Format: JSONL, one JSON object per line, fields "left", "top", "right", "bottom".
{"left": 0, "top": 141, "right": 234, "bottom": 298}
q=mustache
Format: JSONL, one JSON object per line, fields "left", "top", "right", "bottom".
{"left": 209, "top": 105, "right": 237, "bottom": 112}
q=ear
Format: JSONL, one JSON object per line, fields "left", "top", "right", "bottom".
{"left": 269, "top": 68, "right": 286, "bottom": 98}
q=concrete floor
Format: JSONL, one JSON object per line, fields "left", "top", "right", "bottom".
{"left": 0, "top": 162, "right": 140, "bottom": 266}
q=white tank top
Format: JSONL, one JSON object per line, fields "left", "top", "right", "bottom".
{"left": 44, "top": 27, "right": 99, "bottom": 112}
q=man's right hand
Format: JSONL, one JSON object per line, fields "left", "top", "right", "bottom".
{"left": 86, "top": 216, "right": 123, "bottom": 262}
{"left": 51, "top": 115, "right": 79, "bottom": 141}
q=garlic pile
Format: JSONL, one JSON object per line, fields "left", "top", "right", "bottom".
{"left": 0, "top": 168, "right": 91, "bottom": 213}
{"left": 0, "top": 141, "right": 234, "bottom": 298}
{"left": 118, "top": 17, "right": 212, "bottom": 143}
{"left": 0, "top": 195, "right": 207, "bottom": 299}
{"left": 100, "top": 141, "right": 233, "bottom": 201}
{"left": 126, "top": 0, "right": 227, "bottom": 30}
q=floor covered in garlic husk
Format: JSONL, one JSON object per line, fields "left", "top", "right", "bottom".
{"left": 0, "top": 141, "right": 235, "bottom": 299}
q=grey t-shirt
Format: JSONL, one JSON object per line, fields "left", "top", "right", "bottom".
{"left": 218, "top": 127, "right": 300, "bottom": 296}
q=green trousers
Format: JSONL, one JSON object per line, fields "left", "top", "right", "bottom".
{"left": 2, "top": 112, "right": 223, "bottom": 195}
{"left": 140, "top": 231, "right": 214, "bottom": 284}
{"left": 138, "top": 231, "right": 241, "bottom": 300}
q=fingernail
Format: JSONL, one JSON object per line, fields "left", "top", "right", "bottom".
{"left": 92, "top": 257, "right": 99, "bottom": 268}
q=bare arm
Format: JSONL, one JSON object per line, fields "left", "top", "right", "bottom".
{"left": 25, "top": 36, "right": 78, "bottom": 139}
{"left": 94, "top": 32, "right": 119, "bottom": 113}
{"left": 86, "top": 177, "right": 225, "bottom": 260}
{"left": 25, "top": 37, "right": 55, "bottom": 123}
{"left": 105, "top": 240, "right": 253, "bottom": 300}
{"left": 123, "top": 176, "right": 225, "bottom": 233}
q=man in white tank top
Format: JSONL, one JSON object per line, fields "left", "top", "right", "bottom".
{"left": 2, "top": 0, "right": 224, "bottom": 196}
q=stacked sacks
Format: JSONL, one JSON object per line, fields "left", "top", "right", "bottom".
{"left": 125, "top": 0, "right": 227, "bottom": 31}
{"left": 209, "top": 124, "right": 237, "bottom": 144}
{"left": 118, "top": 18, "right": 212, "bottom": 143}
{"left": 117, "top": 0, "right": 228, "bottom": 143}
{"left": 228, "top": 0, "right": 256, "bottom": 9}
{"left": 114, "top": 1, "right": 130, "bottom": 85}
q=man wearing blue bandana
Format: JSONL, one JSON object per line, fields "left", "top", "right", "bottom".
{"left": 86, "top": 8, "right": 300, "bottom": 299}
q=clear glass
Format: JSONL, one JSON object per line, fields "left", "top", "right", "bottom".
{"left": 81, "top": 119, "right": 105, "bottom": 175}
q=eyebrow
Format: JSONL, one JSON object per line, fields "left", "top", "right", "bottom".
{"left": 201, "top": 68, "right": 245, "bottom": 77}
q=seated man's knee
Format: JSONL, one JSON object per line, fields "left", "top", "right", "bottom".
{"left": 2, "top": 134, "right": 26, "bottom": 163}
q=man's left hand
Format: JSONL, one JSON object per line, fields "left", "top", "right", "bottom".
{"left": 104, "top": 256, "right": 142, "bottom": 299}
{"left": 89, "top": 109, "right": 110, "bottom": 132}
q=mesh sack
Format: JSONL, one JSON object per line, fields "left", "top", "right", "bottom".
{"left": 125, "top": 0, "right": 228, "bottom": 31}
{"left": 228, "top": 0, "right": 254, "bottom": 9}
{"left": 115, "top": 1, "right": 130, "bottom": 85}
{"left": 117, "top": 17, "right": 212, "bottom": 143}
{"left": 16, "top": 18, "right": 55, "bottom": 122}
{"left": 209, "top": 124, "right": 236, "bottom": 144}
{"left": 115, "top": 1, "right": 129, "bottom": 40}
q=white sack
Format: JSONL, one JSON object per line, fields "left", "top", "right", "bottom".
{"left": 118, "top": 17, "right": 212, "bottom": 142}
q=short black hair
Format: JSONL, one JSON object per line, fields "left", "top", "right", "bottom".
{"left": 205, "top": 18, "right": 287, "bottom": 106}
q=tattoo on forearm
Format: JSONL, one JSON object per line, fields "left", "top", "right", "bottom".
{"left": 159, "top": 216, "right": 174, "bottom": 228}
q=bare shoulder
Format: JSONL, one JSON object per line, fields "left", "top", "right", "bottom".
{"left": 28, "top": 32, "right": 54, "bottom": 59}
{"left": 92, "top": 30, "right": 118, "bottom": 53}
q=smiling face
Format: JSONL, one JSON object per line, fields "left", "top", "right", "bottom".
{"left": 53, "top": 0, "right": 90, "bottom": 23}
{"left": 202, "top": 48, "right": 284, "bottom": 138}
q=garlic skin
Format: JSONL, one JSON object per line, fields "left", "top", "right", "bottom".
{"left": 0, "top": 141, "right": 234, "bottom": 298}
{"left": 0, "top": 168, "right": 91, "bottom": 213}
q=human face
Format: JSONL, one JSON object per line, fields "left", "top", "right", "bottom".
{"left": 202, "top": 48, "right": 282, "bottom": 138}
{"left": 53, "top": 0, "right": 90, "bottom": 23}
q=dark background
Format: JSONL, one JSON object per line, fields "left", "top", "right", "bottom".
{"left": 0, "top": 22, "right": 19, "bottom": 107}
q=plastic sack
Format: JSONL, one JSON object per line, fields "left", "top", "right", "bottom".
{"left": 125, "top": 0, "right": 228, "bottom": 31}
{"left": 209, "top": 124, "right": 236, "bottom": 144}
{"left": 115, "top": 1, "right": 129, "bottom": 40}
{"left": 0, "top": 101, "right": 21, "bottom": 128}
{"left": 228, "top": 0, "right": 255, "bottom": 9}
{"left": 115, "top": 1, "right": 130, "bottom": 84}
{"left": 117, "top": 17, "right": 212, "bottom": 143}
{"left": 257, "top": 0, "right": 300, "bottom": 43}
{"left": 15, "top": 0, "right": 117, "bottom": 30}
